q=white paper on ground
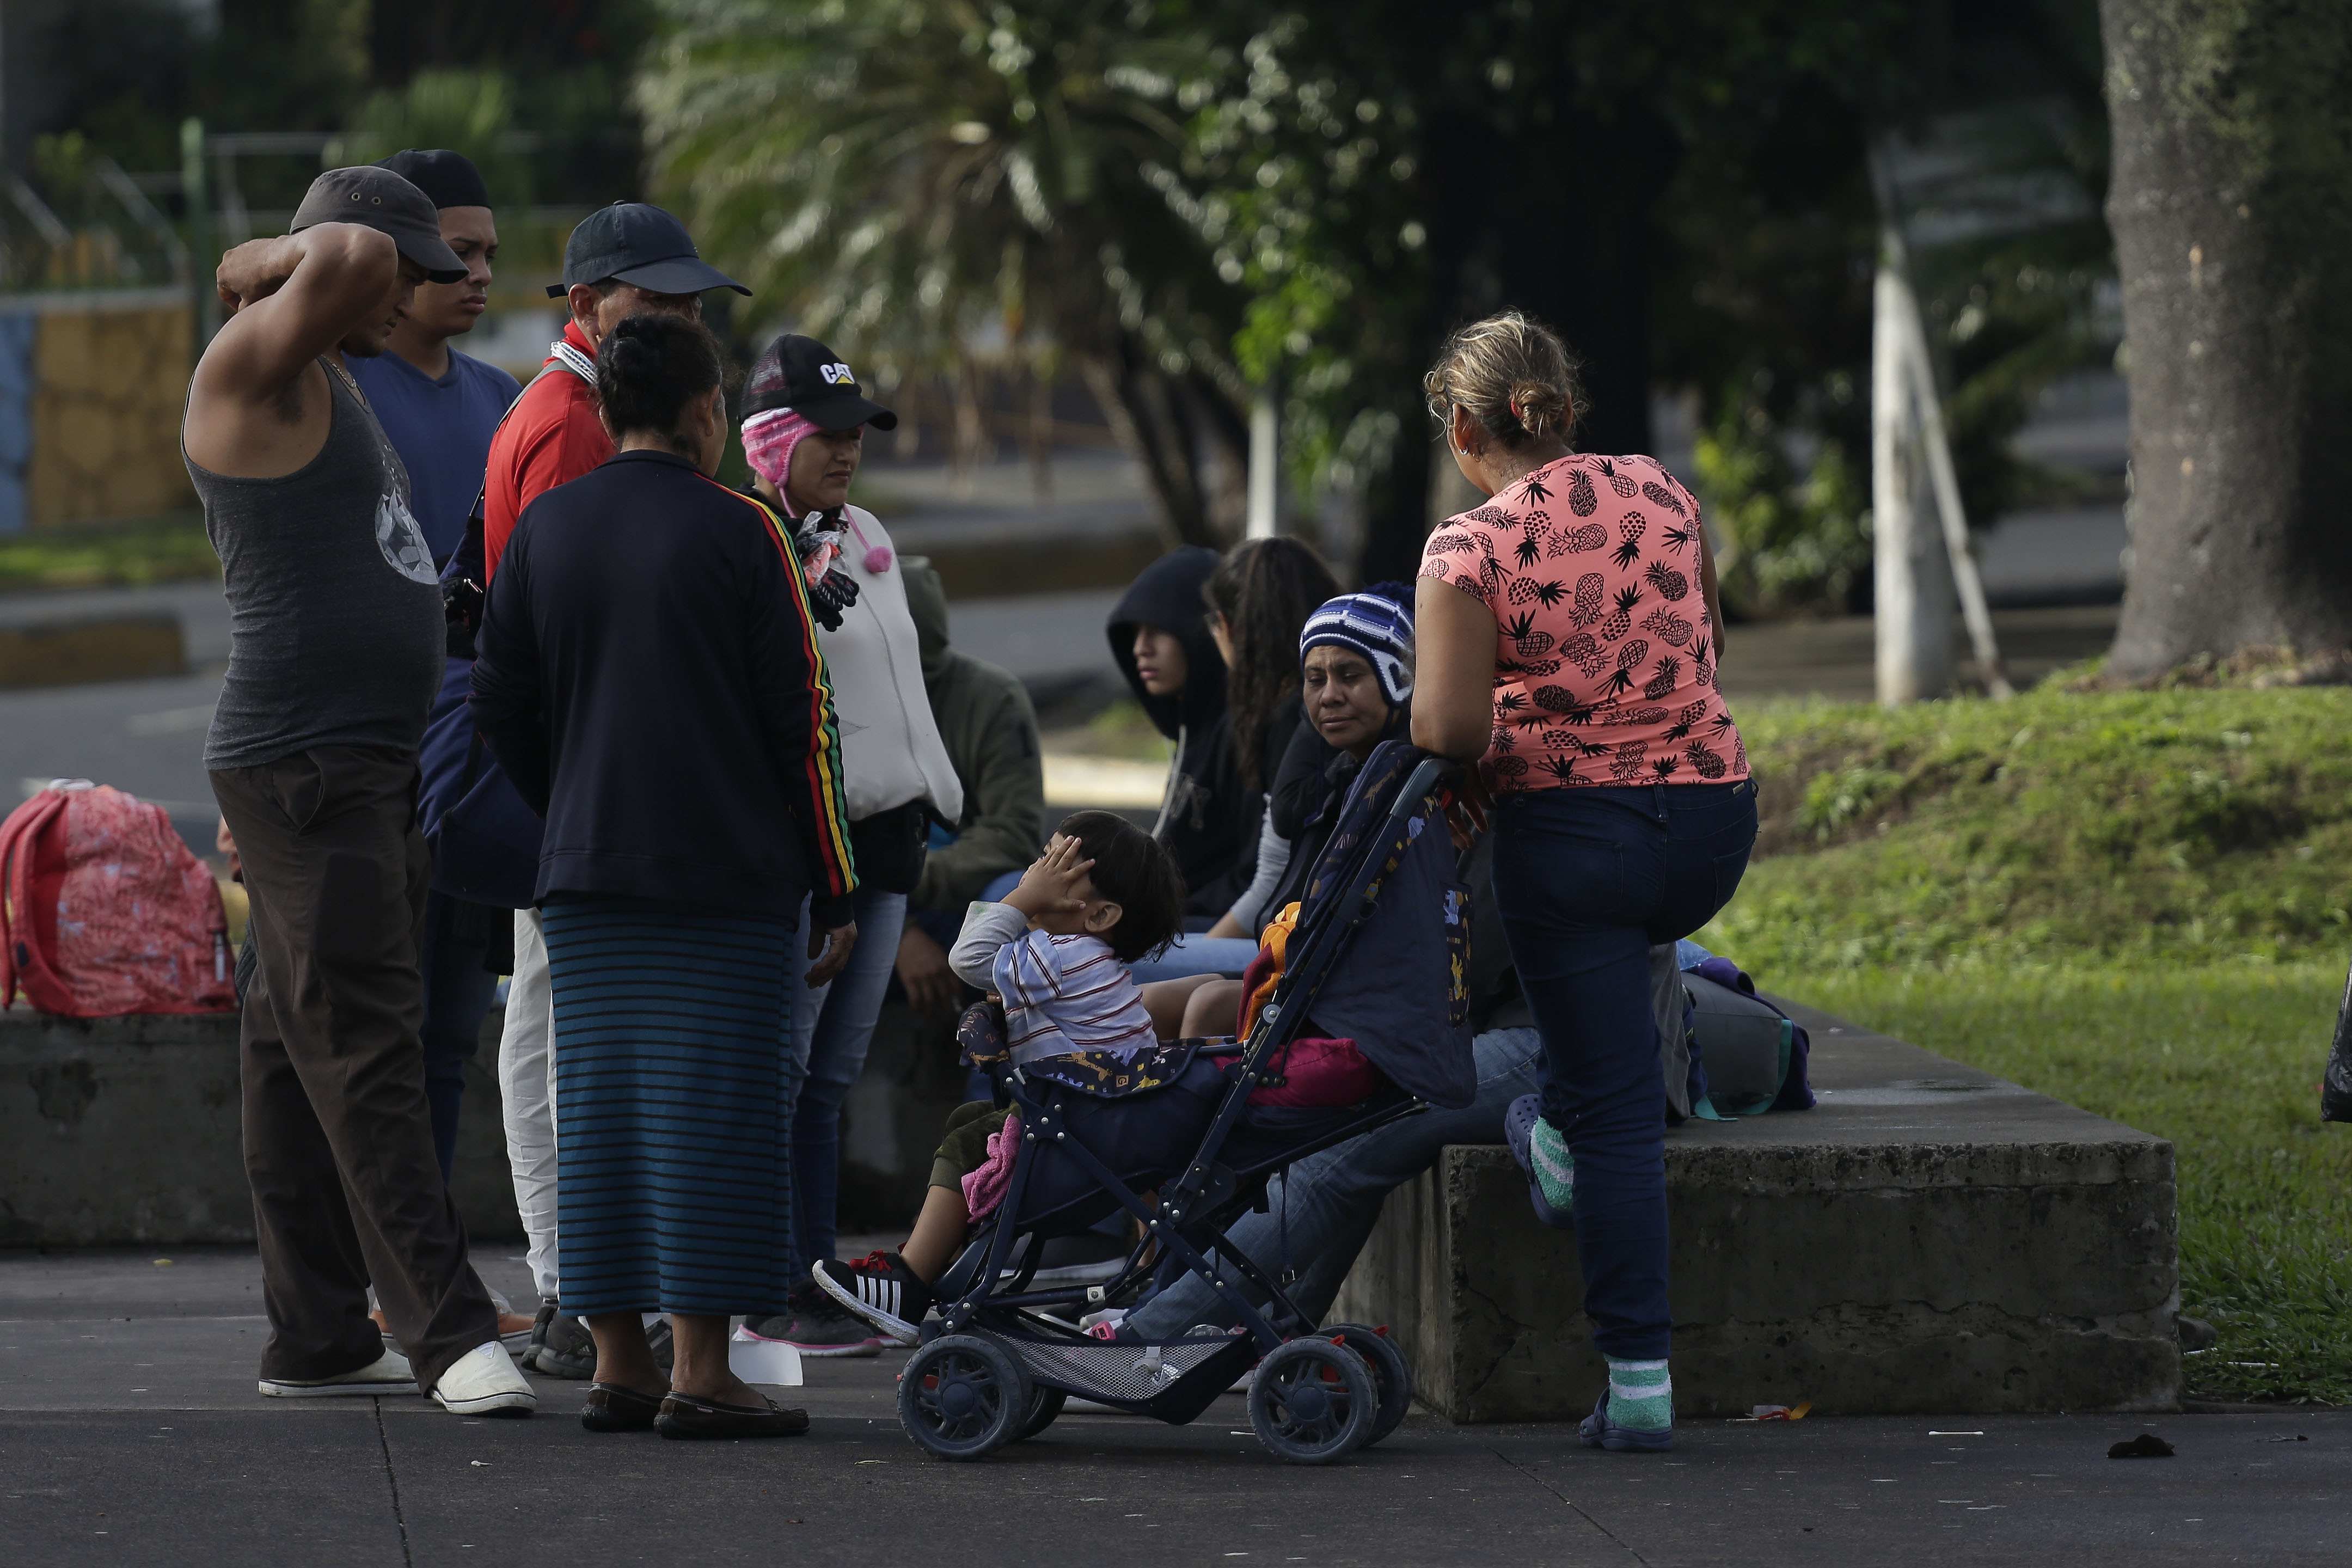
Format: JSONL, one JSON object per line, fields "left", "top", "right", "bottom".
{"left": 726, "top": 1331, "right": 804, "bottom": 1387}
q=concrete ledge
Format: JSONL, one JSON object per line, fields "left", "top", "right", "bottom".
{"left": 0, "top": 612, "right": 186, "bottom": 689}
{"left": 1330, "top": 1004, "right": 2180, "bottom": 1419}
{"left": 916, "top": 530, "right": 1163, "bottom": 599}
{"left": 0, "top": 1007, "right": 520, "bottom": 1245}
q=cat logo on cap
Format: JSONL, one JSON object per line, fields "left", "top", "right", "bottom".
{"left": 817, "top": 362, "right": 857, "bottom": 387}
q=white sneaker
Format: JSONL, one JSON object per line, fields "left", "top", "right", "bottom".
{"left": 259, "top": 1347, "right": 415, "bottom": 1398}
{"left": 430, "top": 1342, "right": 537, "bottom": 1418}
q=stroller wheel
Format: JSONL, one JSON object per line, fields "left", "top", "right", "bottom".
{"left": 1325, "top": 1324, "right": 1412, "bottom": 1447}
{"left": 897, "top": 1334, "right": 1032, "bottom": 1460}
{"left": 1248, "top": 1338, "right": 1375, "bottom": 1464}
{"left": 1009, "top": 1383, "right": 1067, "bottom": 1442}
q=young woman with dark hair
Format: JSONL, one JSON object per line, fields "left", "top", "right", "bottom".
{"left": 1198, "top": 537, "right": 1343, "bottom": 942}
{"left": 471, "top": 312, "right": 858, "bottom": 1440}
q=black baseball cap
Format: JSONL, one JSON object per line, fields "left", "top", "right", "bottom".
{"left": 741, "top": 333, "right": 899, "bottom": 431}
{"left": 291, "top": 167, "right": 467, "bottom": 283}
{"left": 375, "top": 149, "right": 491, "bottom": 211}
{"left": 546, "top": 202, "right": 748, "bottom": 299}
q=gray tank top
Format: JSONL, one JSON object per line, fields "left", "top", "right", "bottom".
{"left": 189, "top": 358, "right": 445, "bottom": 770}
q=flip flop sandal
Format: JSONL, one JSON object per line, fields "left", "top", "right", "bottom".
{"left": 1504, "top": 1094, "right": 1576, "bottom": 1231}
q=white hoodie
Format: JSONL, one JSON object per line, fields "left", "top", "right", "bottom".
{"left": 817, "top": 504, "right": 963, "bottom": 824}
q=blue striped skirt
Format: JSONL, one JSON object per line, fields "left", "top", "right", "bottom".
{"left": 541, "top": 896, "right": 796, "bottom": 1318}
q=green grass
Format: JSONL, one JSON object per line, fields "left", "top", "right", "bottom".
{"left": 1700, "top": 682, "right": 2352, "bottom": 1404}
{"left": 0, "top": 513, "right": 220, "bottom": 592}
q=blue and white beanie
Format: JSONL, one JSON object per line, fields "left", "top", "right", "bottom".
{"left": 1300, "top": 585, "right": 1416, "bottom": 705}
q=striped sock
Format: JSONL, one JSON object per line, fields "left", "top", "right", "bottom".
{"left": 1606, "top": 1358, "right": 1672, "bottom": 1432}
{"left": 1529, "top": 1117, "right": 1576, "bottom": 1211}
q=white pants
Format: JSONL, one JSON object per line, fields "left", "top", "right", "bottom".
{"left": 499, "top": 908, "right": 560, "bottom": 1301}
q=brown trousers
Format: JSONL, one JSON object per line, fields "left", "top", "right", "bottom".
{"left": 211, "top": 745, "right": 498, "bottom": 1394}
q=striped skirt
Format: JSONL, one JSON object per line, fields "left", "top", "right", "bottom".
{"left": 541, "top": 896, "right": 797, "bottom": 1318}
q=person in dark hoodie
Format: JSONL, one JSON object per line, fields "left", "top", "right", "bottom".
{"left": 1106, "top": 547, "right": 1259, "bottom": 922}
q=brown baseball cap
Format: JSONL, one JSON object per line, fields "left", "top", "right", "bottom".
{"left": 290, "top": 167, "right": 468, "bottom": 283}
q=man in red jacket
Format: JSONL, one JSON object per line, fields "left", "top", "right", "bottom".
{"left": 485, "top": 204, "right": 748, "bottom": 1375}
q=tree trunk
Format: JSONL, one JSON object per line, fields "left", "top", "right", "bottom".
{"left": 1080, "top": 341, "right": 1221, "bottom": 549}
{"left": 1356, "top": 103, "right": 1666, "bottom": 585}
{"left": 2099, "top": 0, "right": 2352, "bottom": 678}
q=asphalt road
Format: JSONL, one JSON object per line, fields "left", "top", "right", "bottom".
{"left": 3, "top": 1248, "right": 2343, "bottom": 1568}
{"left": 0, "top": 580, "right": 1128, "bottom": 856}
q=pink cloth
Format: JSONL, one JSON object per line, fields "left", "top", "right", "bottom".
{"left": 1418, "top": 452, "right": 1748, "bottom": 789}
{"left": 1246, "top": 1036, "right": 1387, "bottom": 1107}
{"left": 960, "top": 1110, "right": 1024, "bottom": 1220}
{"left": 741, "top": 408, "right": 820, "bottom": 516}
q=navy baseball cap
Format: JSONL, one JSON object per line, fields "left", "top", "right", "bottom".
{"left": 546, "top": 202, "right": 748, "bottom": 298}
{"left": 375, "top": 149, "right": 492, "bottom": 211}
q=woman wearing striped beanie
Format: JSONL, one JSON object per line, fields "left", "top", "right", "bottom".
{"left": 1146, "top": 583, "right": 1419, "bottom": 1039}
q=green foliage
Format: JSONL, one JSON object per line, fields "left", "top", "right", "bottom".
{"left": 332, "top": 71, "right": 536, "bottom": 207}
{"left": 0, "top": 514, "right": 219, "bottom": 592}
{"left": 1710, "top": 684, "right": 2352, "bottom": 973}
{"left": 639, "top": 0, "right": 1233, "bottom": 382}
{"left": 1800, "top": 965, "right": 2352, "bottom": 1405}
{"left": 1693, "top": 393, "right": 1871, "bottom": 614}
{"left": 1797, "top": 762, "right": 1904, "bottom": 841}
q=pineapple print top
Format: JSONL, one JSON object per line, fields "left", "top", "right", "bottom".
{"left": 1417, "top": 452, "right": 1748, "bottom": 791}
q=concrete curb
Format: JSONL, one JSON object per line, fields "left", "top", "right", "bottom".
{"left": 1331, "top": 1004, "right": 2183, "bottom": 1419}
{"left": 915, "top": 529, "right": 1164, "bottom": 600}
{"left": 0, "top": 612, "right": 187, "bottom": 690}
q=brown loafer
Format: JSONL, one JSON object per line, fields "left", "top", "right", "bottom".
{"left": 581, "top": 1382, "right": 665, "bottom": 1434}
{"left": 654, "top": 1389, "right": 811, "bottom": 1441}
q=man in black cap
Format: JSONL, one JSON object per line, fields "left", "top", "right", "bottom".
{"left": 479, "top": 201, "right": 746, "bottom": 1377}
{"left": 340, "top": 151, "right": 533, "bottom": 1350}
{"left": 184, "top": 166, "right": 535, "bottom": 1418}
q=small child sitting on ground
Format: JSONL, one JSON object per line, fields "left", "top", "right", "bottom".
{"left": 812, "top": 811, "right": 1186, "bottom": 1343}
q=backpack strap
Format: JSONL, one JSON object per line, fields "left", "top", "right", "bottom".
{"left": 443, "top": 348, "right": 599, "bottom": 656}
{"left": 0, "top": 791, "right": 68, "bottom": 1010}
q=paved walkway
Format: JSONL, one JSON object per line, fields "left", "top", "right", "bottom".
{"left": 4, "top": 1248, "right": 2343, "bottom": 1566}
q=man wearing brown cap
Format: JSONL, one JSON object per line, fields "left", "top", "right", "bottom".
{"left": 183, "top": 166, "right": 535, "bottom": 1417}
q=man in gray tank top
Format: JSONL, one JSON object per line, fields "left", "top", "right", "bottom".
{"left": 183, "top": 165, "right": 534, "bottom": 1418}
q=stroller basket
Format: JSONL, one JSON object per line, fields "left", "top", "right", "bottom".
{"left": 895, "top": 743, "right": 1473, "bottom": 1466}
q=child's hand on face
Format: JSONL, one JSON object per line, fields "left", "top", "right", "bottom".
{"left": 1004, "top": 834, "right": 1095, "bottom": 929}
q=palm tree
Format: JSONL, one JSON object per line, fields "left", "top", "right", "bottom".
{"left": 639, "top": 0, "right": 1251, "bottom": 544}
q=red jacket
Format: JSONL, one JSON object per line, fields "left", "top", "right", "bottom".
{"left": 483, "top": 320, "right": 612, "bottom": 584}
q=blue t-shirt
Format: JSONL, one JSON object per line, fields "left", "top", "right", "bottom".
{"left": 347, "top": 346, "right": 522, "bottom": 565}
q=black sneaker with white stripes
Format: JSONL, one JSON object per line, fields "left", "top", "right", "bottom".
{"left": 811, "top": 1252, "right": 933, "bottom": 1346}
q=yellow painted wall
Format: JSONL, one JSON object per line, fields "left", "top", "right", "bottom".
{"left": 27, "top": 301, "right": 196, "bottom": 528}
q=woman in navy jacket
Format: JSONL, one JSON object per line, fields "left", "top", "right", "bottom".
{"left": 471, "top": 313, "right": 857, "bottom": 1441}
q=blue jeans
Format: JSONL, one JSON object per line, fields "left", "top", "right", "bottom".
{"left": 1492, "top": 780, "right": 1757, "bottom": 1361}
{"left": 1126, "top": 933, "right": 1262, "bottom": 983}
{"left": 1126, "top": 1027, "right": 1547, "bottom": 1338}
{"left": 417, "top": 890, "right": 500, "bottom": 1184}
{"left": 783, "top": 885, "right": 909, "bottom": 1276}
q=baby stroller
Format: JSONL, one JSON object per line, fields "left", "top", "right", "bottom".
{"left": 898, "top": 742, "right": 1478, "bottom": 1465}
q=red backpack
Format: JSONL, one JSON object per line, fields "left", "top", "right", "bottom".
{"left": 0, "top": 781, "right": 236, "bottom": 1016}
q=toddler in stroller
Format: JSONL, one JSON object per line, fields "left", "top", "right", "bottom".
{"left": 837, "top": 744, "right": 1477, "bottom": 1464}
{"left": 818, "top": 811, "right": 1393, "bottom": 1344}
